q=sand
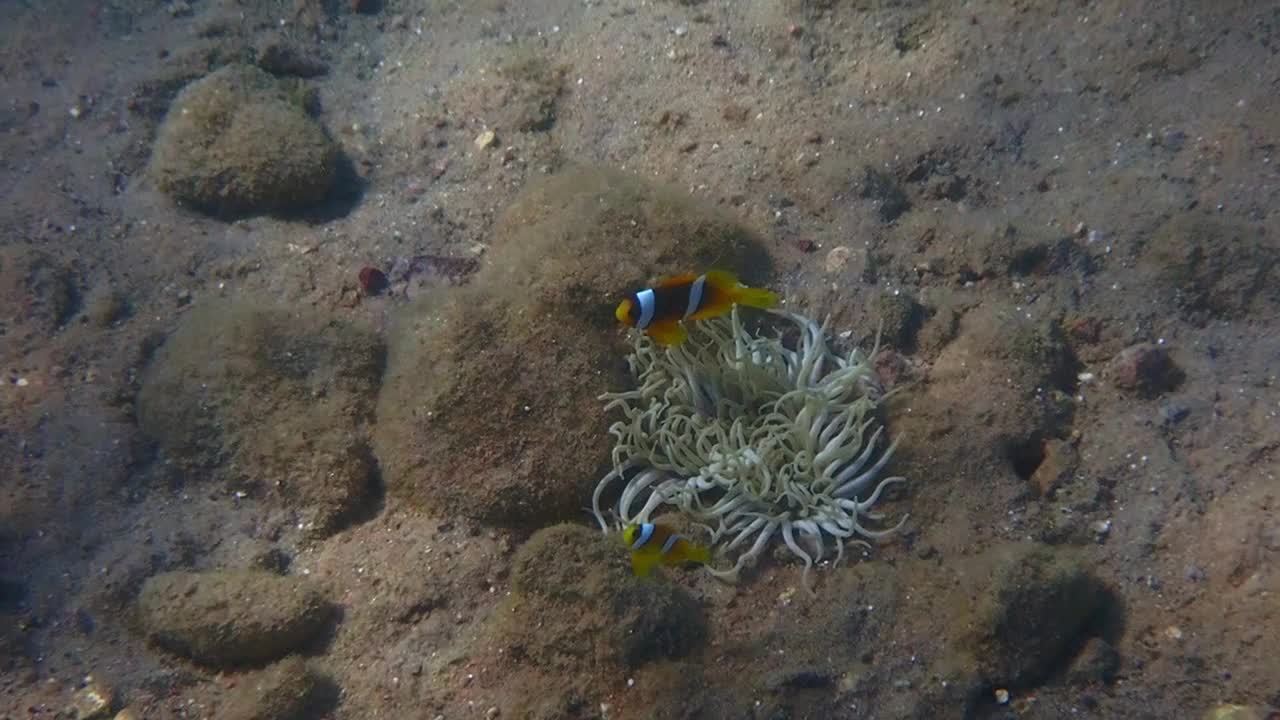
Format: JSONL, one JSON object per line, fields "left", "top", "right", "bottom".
{"left": 1, "top": 1, "right": 1277, "bottom": 718}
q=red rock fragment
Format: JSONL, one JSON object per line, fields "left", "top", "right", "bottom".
{"left": 358, "top": 267, "right": 389, "bottom": 295}
{"left": 1108, "top": 343, "right": 1183, "bottom": 397}
{"left": 1066, "top": 316, "right": 1102, "bottom": 344}
{"left": 873, "top": 349, "right": 908, "bottom": 389}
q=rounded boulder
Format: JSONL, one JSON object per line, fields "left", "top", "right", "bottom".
{"left": 138, "top": 570, "right": 331, "bottom": 667}
{"left": 149, "top": 64, "right": 337, "bottom": 216}
{"left": 373, "top": 165, "right": 772, "bottom": 526}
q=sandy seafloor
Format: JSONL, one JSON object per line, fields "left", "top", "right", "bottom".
{"left": 2, "top": 1, "right": 1279, "bottom": 719}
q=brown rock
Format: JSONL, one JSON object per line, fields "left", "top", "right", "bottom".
{"left": 149, "top": 65, "right": 337, "bottom": 217}
{"left": 138, "top": 571, "right": 331, "bottom": 667}
{"left": 221, "top": 656, "right": 330, "bottom": 720}
{"left": 495, "top": 524, "right": 706, "bottom": 668}
{"left": 1108, "top": 343, "right": 1183, "bottom": 397}
{"left": 1030, "top": 438, "right": 1080, "bottom": 498}
{"left": 136, "top": 299, "right": 383, "bottom": 536}
{"left": 374, "top": 165, "right": 772, "bottom": 526}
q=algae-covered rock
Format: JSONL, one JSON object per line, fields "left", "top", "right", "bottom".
{"left": 221, "top": 656, "right": 331, "bottom": 720}
{"left": 893, "top": 302, "right": 1074, "bottom": 481}
{"left": 374, "top": 165, "right": 771, "bottom": 526}
{"left": 959, "top": 543, "right": 1110, "bottom": 687}
{"left": 494, "top": 524, "right": 706, "bottom": 669}
{"left": 149, "top": 64, "right": 337, "bottom": 216}
{"left": 138, "top": 571, "right": 331, "bottom": 667}
{"left": 1139, "top": 213, "right": 1277, "bottom": 320}
{"left": 0, "top": 245, "right": 79, "bottom": 345}
{"left": 136, "top": 298, "right": 383, "bottom": 535}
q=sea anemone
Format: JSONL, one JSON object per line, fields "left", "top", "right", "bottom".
{"left": 592, "top": 306, "right": 907, "bottom": 593}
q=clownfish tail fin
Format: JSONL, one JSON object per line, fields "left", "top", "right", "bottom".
{"left": 704, "top": 269, "right": 778, "bottom": 310}
{"left": 732, "top": 286, "right": 779, "bottom": 310}
{"left": 688, "top": 544, "right": 712, "bottom": 565}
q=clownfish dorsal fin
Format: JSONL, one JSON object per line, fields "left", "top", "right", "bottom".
{"left": 654, "top": 272, "right": 699, "bottom": 289}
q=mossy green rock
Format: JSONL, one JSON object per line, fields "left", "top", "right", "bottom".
{"left": 495, "top": 524, "right": 707, "bottom": 669}
{"left": 222, "top": 656, "right": 328, "bottom": 720}
{"left": 136, "top": 298, "right": 383, "bottom": 536}
{"left": 150, "top": 64, "right": 337, "bottom": 216}
{"left": 138, "top": 570, "right": 331, "bottom": 667}
{"left": 374, "top": 165, "right": 771, "bottom": 526}
{"left": 962, "top": 544, "right": 1108, "bottom": 686}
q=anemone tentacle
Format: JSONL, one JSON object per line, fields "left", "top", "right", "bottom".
{"left": 592, "top": 306, "right": 907, "bottom": 594}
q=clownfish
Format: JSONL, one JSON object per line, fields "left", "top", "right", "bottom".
{"left": 622, "top": 522, "right": 712, "bottom": 577}
{"left": 615, "top": 269, "right": 778, "bottom": 347}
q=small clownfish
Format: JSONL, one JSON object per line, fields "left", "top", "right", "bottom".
{"left": 622, "top": 522, "right": 712, "bottom": 577}
{"left": 615, "top": 269, "right": 778, "bottom": 347}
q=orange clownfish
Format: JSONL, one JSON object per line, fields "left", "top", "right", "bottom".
{"left": 615, "top": 269, "right": 778, "bottom": 346}
{"left": 622, "top": 522, "right": 712, "bottom": 577}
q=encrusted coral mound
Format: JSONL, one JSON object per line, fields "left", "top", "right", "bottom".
{"left": 593, "top": 307, "right": 907, "bottom": 591}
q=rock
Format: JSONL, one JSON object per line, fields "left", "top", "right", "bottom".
{"left": 893, "top": 303, "right": 1074, "bottom": 481}
{"left": 0, "top": 245, "right": 80, "bottom": 344}
{"left": 474, "top": 129, "right": 497, "bottom": 149}
{"left": 221, "top": 656, "right": 331, "bottom": 720}
{"left": 136, "top": 299, "right": 383, "bottom": 536}
{"left": 461, "top": 50, "right": 565, "bottom": 133}
{"left": 824, "top": 245, "right": 852, "bottom": 274}
{"left": 69, "top": 677, "right": 115, "bottom": 719}
{"left": 493, "top": 524, "right": 707, "bottom": 668}
{"left": 1065, "top": 637, "right": 1119, "bottom": 685}
{"left": 149, "top": 65, "right": 338, "bottom": 217}
{"left": 374, "top": 165, "right": 771, "bottom": 525}
{"left": 960, "top": 544, "right": 1111, "bottom": 686}
{"left": 256, "top": 35, "right": 329, "bottom": 78}
{"left": 1204, "top": 706, "right": 1265, "bottom": 720}
{"left": 1108, "top": 343, "right": 1183, "bottom": 397}
{"left": 357, "top": 267, "right": 389, "bottom": 295}
{"left": 1029, "top": 438, "right": 1079, "bottom": 498}
{"left": 860, "top": 166, "right": 910, "bottom": 222}
{"left": 874, "top": 290, "right": 923, "bottom": 350}
{"left": 1138, "top": 214, "right": 1277, "bottom": 320}
{"left": 84, "top": 286, "right": 129, "bottom": 328}
{"left": 1157, "top": 399, "right": 1191, "bottom": 426}
{"left": 138, "top": 570, "right": 331, "bottom": 667}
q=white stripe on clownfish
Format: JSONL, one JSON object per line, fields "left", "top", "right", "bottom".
{"left": 660, "top": 532, "right": 682, "bottom": 556}
{"left": 684, "top": 273, "right": 706, "bottom": 320}
{"left": 631, "top": 522, "right": 656, "bottom": 550}
{"left": 636, "top": 288, "right": 656, "bottom": 329}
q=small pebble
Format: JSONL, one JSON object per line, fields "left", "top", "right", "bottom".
{"left": 824, "top": 246, "right": 852, "bottom": 274}
{"left": 1158, "top": 401, "right": 1190, "bottom": 426}
{"left": 1090, "top": 518, "right": 1112, "bottom": 540}
{"left": 358, "top": 267, "right": 389, "bottom": 295}
{"left": 474, "top": 129, "right": 497, "bottom": 149}
{"left": 70, "top": 677, "right": 115, "bottom": 720}
{"left": 994, "top": 688, "right": 1010, "bottom": 705}
{"left": 673, "top": 25, "right": 688, "bottom": 37}
{"left": 1108, "top": 343, "right": 1183, "bottom": 396}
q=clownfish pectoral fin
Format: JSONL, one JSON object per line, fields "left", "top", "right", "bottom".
{"left": 646, "top": 319, "right": 688, "bottom": 347}
{"left": 631, "top": 552, "right": 657, "bottom": 577}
